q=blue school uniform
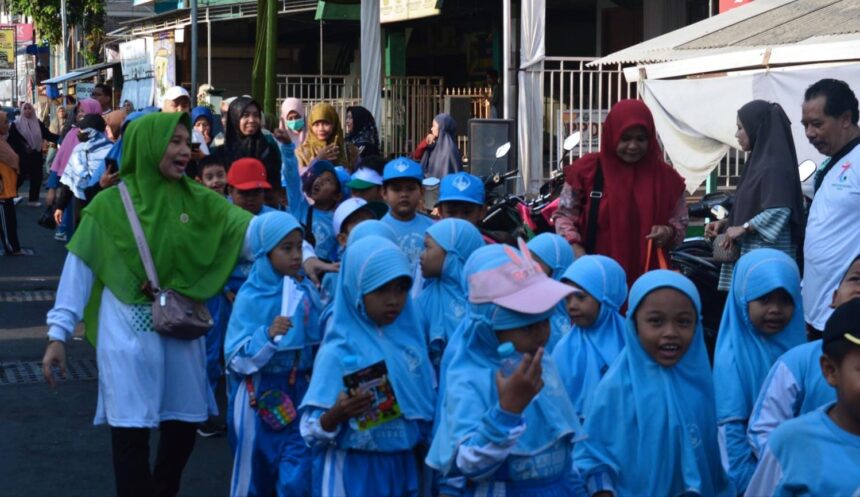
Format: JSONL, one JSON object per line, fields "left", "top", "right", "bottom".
{"left": 747, "top": 340, "right": 835, "bottom": 458}
{"left": 551, "top": 255, "right": 627, "bottom": 421}
{"left": 280, "top": 143, "right": 338, "bottom": 262}
{"left": 205, "top": 203, "right": 276, "bottom": 398}
{"left": 300, "top": 236, "right": 436, "bottom": 497}
{"left": 574, "top": 271, "right": 735, "bottom": 497}
{"left": 426, "top": 244, "right": 582, "bottom": 496}
{"left": 417, "top": 219, "right": 485, "bottom": 369}
{"left": 526, "top": 234, "right": 575, "bottom": 351}
{"left": 746, "top": 403, "right": 860, "bottom": 496}
{"left": 381, "top": 212, "right": 435, "bottom": 269}
{"left": 224, "top": 212, "right": 316, "bottom": 497}
{"left": 713, "top": 249, "right": 805, "bottom": 492}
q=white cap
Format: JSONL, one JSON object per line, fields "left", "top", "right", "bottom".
{"left": 346, "top": 167, "right": 383, "bottom": 189}
{"left": 333, "top": 198, "right": 369, "bottom": 235}
{"left": 163, "top": 86, "right": 190, "bottom": 102}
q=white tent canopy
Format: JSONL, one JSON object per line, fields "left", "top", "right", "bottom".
{"left": 642, "top": 62, "right": 860, "bottom": 193}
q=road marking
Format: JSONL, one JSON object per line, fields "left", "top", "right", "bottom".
{"left": 0, "top": 359, "right": 98, "bottom": 385}
{"left": 0, "top": 290, "right": 56, "bottom": 303}
{"left": 0, "top": 275, "right": 59, "bottom": 283}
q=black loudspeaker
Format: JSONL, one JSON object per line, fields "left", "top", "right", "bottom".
{"left": 468, "top": 119, "right": 516, "bottom": 180}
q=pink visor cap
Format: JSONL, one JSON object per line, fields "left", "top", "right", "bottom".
{"left": 468, "top": 239, "right": 574, "bottom": 314}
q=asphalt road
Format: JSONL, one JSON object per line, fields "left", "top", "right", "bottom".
{"left": 0, "top": 190, "right": 232, "bottom": 497}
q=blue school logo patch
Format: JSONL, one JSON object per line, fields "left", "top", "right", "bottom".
{"left": 687, "top": 424, "right": 702, "bottom": 448}
{"left": 395, "top": 162, "right": 409, "bottom": 173}
{"left": 453, "top": 302, "right": 465, "bottom": 318}
{"left": 402, "top": 346, "right": 423, "bottom": 372}
{"left": 452, "top": 175, "right": 471, "bottom": 191}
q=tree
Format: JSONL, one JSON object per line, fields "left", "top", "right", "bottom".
{"left": 7, "top": 0, "right": 106, "bottom": 65}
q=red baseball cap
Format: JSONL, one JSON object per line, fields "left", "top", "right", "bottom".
{"left": 227, "top": 158, "right": 272, "bottom": 190}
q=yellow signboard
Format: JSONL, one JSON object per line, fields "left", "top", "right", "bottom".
{"left": 380, "top": 0, "right": 440, "bottom": 23}
{"left": 0, "top": 26, "right": 15, "bottom": 76}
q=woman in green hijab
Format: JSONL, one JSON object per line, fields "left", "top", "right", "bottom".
{"left": 41, "top": 112, "right": 253, "bottom": 497}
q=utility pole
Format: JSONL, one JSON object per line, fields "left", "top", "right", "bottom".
{"left": 60, "top": 0, "right": 68, "bottom": 98}
{"left": 191, "top": 0, "right": 198, "bottom": 106}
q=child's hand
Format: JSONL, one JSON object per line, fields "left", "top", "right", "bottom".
{"left": 495, "top": 347, "right": 545, "bottom": 414}
{"left": 268, "top": 316, "right": 293, "bottom": 339}
{"left": 320, "top": 391, "right": 374, "bottom": 432}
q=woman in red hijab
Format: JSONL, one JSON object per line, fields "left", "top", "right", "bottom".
{"left": 552, "top": 99, "right": 688, "bottom": 287}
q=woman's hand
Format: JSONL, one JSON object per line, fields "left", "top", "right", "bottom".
{"left": 320, "top": 390, "right": 374, "bottom": 432}
{"left": 425, "top": 133, "right": 436, "bottom": 146}
{"left": 303, "top": 258, "right": 340, "bottom": 287}
{"left": 495, "top": 347, "right": 545, "bottom": 414}
{"left": 314, "top": 144, "right": 340, "bottom": 163}
{"left": 53, "top": 209, "right": 63, "bottom": 226}
{"left": 720, "top": 225, "right": 747, "bottom": 250}
{"left": 268, "top": 316, "right": 293, "bottom": 339}
{"left": 273, "top": 128, "right": 292, "bottom": 145}
{"left": 42, "top": 341, "right": 67, "bottom": 388}
{"left": 704, "top": 219, "right": 727, "bottom": 239}
{"left": 646, "top": 225, "right": 675, "bottom": 247}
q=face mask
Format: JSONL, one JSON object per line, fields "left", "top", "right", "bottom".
{"left": 286, "top": 118, "right": 304, "bottom": 132}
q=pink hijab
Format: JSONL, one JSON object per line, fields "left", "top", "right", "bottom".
{"left": 51, "top": 98, "right": 102, "bottom": 175}
{"left": 279, "top": 97, "right": 307, "bottom": 146}
{"left": 16, "top": 102, "right": 43, "bottom": 151}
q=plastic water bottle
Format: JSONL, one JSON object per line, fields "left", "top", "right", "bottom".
{"left": 498, "top": 342, "right": 522, "bottom": 377}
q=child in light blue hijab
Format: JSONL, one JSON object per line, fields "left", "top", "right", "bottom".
{"left": 713, "top": 248, "right": 805, "bottom": 493}
{"left": 551, "top": 255, "right": 627, "bottom": 422}
{"left": 574, "top": 270, "right": 735, "bottom": 497}
{"left": 299, "top": 236, "right": 436, "bottom": 497}
{"left": 527, "top": 233, "right": 575, "bottom": 351}
{"left": 418, "top": 218, "right": 485, "bottom": 370}
{"left": 426, "top": 242, "right": 582, "bottom": 496}
{"left": 223, "top": 211, "right": 316, "bottom": 497}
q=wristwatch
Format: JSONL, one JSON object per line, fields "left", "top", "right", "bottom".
{"left": 742, "top": 222, "right": 751, "bottom": 232}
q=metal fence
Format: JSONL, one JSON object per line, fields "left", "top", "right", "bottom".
{"left": 542, "top": 57, "right": 637, "bottom": 179}
{"left": 277, "top": 74, "right": 494, "bottom": 159}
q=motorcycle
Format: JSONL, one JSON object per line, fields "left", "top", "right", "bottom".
{"left": 480, "top": 133, "right": 582, "bottom": 241}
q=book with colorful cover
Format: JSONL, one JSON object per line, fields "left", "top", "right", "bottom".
{"left": 342, "top": 360, "right": 402, "bottom": 431}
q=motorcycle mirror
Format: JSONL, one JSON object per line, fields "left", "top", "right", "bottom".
{"left": 562, "top": 132, "right": 581, "bottom": 151}
{"left": 495, "top": 142, "right": 512, "bottom": 159}
{"left": 798, "top": 159, "right": 817, "bottom": 182}
{"left": 710, "top": 205, "right": 729, "bottom": 221}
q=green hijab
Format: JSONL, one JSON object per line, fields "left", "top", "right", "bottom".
{"left": 68, "top": 112, "right": 253, "bottom": 344}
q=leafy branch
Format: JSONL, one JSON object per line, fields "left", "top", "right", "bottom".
{"left": 7, "top": 0, "right": 106, "bottom": 64}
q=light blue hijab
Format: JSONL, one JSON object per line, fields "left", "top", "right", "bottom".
{"left": 574, "top": 270, "right": 735, "bottom": 497}
{"left": 551, "top": 255, "right": 627, "bottom": 418}
{"left": 527, "top": 233, "right": 575, "bottom": 351}
{"left": 714, "top": 248, "right": 805, "bottom": 423}
{"left": 418, "top": 218, "right": 485, "bottom": 347}
{"left": 301, "top": 236, "right": 436, "bottom": 420}
{"left": 427, "top": 244, "right": 581, "bottom": 474}
{"left": 319, "top": 220, "right": 398, "bottom": 333}
{"left": 225, "top": 212, "right": 308, "bottom": 360}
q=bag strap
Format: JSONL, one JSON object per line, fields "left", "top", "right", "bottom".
{"left": 118, "top": 182, "right": 161, "bottom": 291}
{"left": 584, "top": 160, "right": 604, "bottom": 254}
{"left": 644, "top": 238, "right": 671, "bottom": 271}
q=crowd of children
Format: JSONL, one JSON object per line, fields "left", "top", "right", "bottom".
{"left": 41, "top": 102, "right": 860, "bottom": 497}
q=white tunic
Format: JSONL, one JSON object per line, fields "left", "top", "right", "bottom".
{"left": 802, "top": 143, "right": 860, "bottom": 330}
{"left": 47, "top": 253, "right": 216, "bottom": 428}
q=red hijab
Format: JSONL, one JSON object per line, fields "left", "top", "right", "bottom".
{"left": 564, "top": 99, "right": 685, "bottom": 286}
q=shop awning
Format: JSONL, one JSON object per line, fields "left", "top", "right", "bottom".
{"left": 42, "top": 61, "right": 121, "bottom": 85}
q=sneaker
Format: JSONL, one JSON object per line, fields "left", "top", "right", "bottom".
{"left": 26, "top": 201, "right": 42, "bottom": 207}
{"left": 196, "top": 419, "right": 226, "bottom": 438}
{"left": 12, "top": 196, "right": 22, "bottom": 205}
{"left": 53, "top": 232, "right": 68, "bottom": 242}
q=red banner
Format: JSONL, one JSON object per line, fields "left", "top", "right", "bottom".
{"left": 720, "top": 0, "right": 753, "bottom": 13}
{"left": 15, "top": 23, "right": 33, "bottom": 44}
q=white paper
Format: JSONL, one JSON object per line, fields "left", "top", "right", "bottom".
{"left": 275, "top": 277, "right": 304, "bottom": 344}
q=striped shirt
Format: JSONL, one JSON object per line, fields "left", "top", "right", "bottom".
{"left": 718, "top": 207, "right": 795, "bottom": 291}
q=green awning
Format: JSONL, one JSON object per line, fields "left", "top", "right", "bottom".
{"left": 315, "top": 0, "right": 360, "bottom": 21}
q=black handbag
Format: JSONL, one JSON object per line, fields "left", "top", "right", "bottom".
{"left": 37, "top": 205, "right": 57, "bottom": 230}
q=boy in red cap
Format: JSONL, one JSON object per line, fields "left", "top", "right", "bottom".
{"left": 227, "top": 158, "right": 273, "bottom": 216}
